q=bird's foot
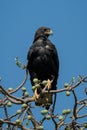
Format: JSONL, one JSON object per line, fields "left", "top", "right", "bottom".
{"left": 46, "top": 79, "right": 52, "bottom": 90}
{"left": 33, "top": 89, "right": 40, "bottom": 100}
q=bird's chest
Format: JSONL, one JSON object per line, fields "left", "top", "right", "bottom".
{"left": 36, "top": 46, "right": 51, "bottom": 62}
{"left": 33, "top": 48, "right": 52, "bottom": 77}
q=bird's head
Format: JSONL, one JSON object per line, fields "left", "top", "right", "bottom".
{"left": 34, "top": 27, "right": 53, "bottom": 41}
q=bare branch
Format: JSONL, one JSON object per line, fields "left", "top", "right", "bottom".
{"left": 0, "top": 119, "right": 31, "bottom": 130}
{"left": 10, "top": 69, "right": 28, "bottom": 94}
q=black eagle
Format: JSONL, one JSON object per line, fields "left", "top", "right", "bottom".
{"left": 27, "top": 27, "right": 59, "bottom": 109}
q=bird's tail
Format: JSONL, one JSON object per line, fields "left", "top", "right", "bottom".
{"left": 34, "top": 91, "right": 52, "bottom": 109}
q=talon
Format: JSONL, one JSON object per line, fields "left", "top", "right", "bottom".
{"left": 33, "top": 89, "right": 39, "bottom": 100}
{"left": 46, "top": 79, "right": 53, "bottom": 90}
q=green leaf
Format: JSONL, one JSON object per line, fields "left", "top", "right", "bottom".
{"left": 41, "top": 109, "right": 48, "bottom": 115}
{"left": 36, "top": 126, "right": 44, "bottom": 130}
{"left": 42, "top": 80, "right": 47, "bottom": 86}
{"left": 16, "top": 119, "right": 21, "bottom": 124}
{"left": 22, "top": 103, "right": 27, "bottom": 108}
{"left": 8, "top": 87, "right": 13, "bottom": 92}
{"left": 7, "top": 102, "right": 12, "bottom": 107}
{"left": 64, "top": 83, "right": 69, "bottom": 88}
{"left": 78, "top": 76, "right": 82, "bottom": 82}
{"left": 24, "top": 92, "right": 29, "bottom": 96}
{"left": 66, "top": 109, "right": 71, "bottom": 114}
{"left": 21, "top": 87, "right": 26, "bottom": 92}
{"left": 17, "top": 109, "right": 22, "bottom": 114}
{"left": 83, "top": 123, "right": 87, "bottom": 128}
{"left": 71, "top": 77, "right": 75, "bottom": 83}
{"left": 35, "top": 84, "right": 40, "bottom": 89}
{"left": 31, "top": 86, "right": 37, "bottom": 91}
{"left": 66, "top": 91, "right": 70, "bottom": 96}
{"left": 46, "top": 115, "right": 51, "bottom": 120}
{"left": 16, "top": 61, "right": 21, "bottom": 67}
{"left": 62, "top": 109, "right": 67, "bottom": 115}
{"left": 58, "top": 115, "right": 63, "bottom": 121}
{"left": 27, "top": 115, "right": 32, "bottom": 120}
{"left": 33, "top": 78, "right": 39, "bottom": 84}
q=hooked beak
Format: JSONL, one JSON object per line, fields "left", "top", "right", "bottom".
{"left": 44, "top": 29, "right": 53, "bottom": 35}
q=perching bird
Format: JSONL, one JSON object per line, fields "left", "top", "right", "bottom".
{"left": 27, "top": 27, "right": 59, "bottom": 109}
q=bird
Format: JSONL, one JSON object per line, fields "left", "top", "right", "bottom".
{"left": 27, "top": 27, "right": 59, "bottom": 109}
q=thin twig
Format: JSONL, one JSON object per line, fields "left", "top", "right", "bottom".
{"left": 77, "top": 98, "right": 87, "bottom": 104}
{"left": 77, "top": 114, "right": 87, "bottom": 119}
{"left": 0, "top": 119, "right": 31, "bottom": 130}
{"left": 27, "top": 107, "right": 40, "bottom": 129}
{"left": 76, "top": 104, "right": 85, "bottom": 113}
{"left": 21, "top": 106, "right": 29, "bottom": 123}
{"left": 4, "top": 104, "right": 11, "bottom": 130}
{"left": 0, "top": 86, "right": 24, "bottom": 104}
{"left": 44, "top": 76, "right": 87, "bottom": 94}
{"left": 10, "top": 69, "right": 28, "bottom": 94}
{"left": 72, "top": 90, "right": 78, "bottom": 120}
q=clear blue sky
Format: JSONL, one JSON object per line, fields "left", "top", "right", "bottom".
{"left": 0, "top": 0, "right": 87, "bottom": 129}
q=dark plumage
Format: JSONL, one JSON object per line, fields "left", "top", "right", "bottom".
{"left": 27, "top": 27, "right": 59, "bottom": 108}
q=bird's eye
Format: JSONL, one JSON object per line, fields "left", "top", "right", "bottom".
{"left": 44, "top": 29, "right": 47, "bottom": 31}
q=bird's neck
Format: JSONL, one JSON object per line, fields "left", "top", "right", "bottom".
{"left": 33, "top": 34, "right": 48, "bottom": 43}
